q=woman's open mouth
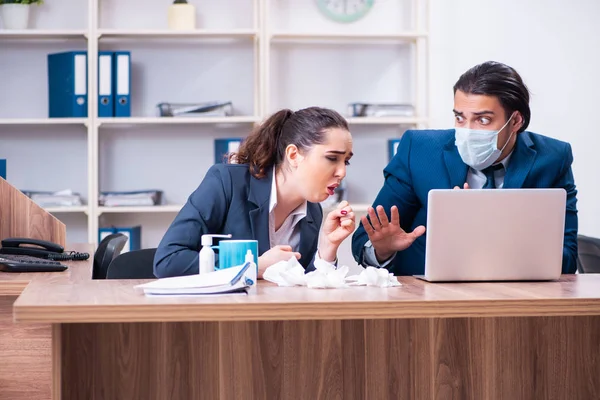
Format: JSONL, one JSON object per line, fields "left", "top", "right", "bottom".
{"left": 327, "top": 184, "right": 339, "bottom": 196}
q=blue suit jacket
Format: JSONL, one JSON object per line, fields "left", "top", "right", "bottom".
{"left": 154, "top": 164, "right": 323, "bottom": 278}
{"left": 352, "top": 129, "right": 578, "bottom": 275}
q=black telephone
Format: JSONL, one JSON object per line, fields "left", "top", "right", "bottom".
{"left": 0, "top": 238, "right": 89, "bottom": 261}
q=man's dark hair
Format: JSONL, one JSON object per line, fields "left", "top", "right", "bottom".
{"left": 454, "top": 61, "right": 530, "bottom": 133}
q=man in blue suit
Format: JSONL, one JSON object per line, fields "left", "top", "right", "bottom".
{"left": 352, "top": 61, "right": 578, "bottom": 275}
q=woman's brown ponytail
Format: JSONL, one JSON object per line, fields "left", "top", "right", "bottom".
{"left": 230, "top": 109, "right": 292, "bottom": 178}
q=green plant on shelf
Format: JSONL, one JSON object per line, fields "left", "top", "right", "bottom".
{"left": 0, "top": 0, "right": 44, "bottom": 4}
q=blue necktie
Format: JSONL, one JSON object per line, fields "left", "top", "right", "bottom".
{"left": 482, "top": 164, "right": 504, "bottom": 189}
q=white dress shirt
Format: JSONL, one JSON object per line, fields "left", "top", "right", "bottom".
{"left": 268, "top": 168, "right": 332, "bottom": 265}
{"left": 465, "top": 152, "right": 513, "bottom": 190}
{"left": 362, "top": 152, "right": 513, "bottom": 268}
{"left": 268, "top": 168, "right": 307, "bottom": 252}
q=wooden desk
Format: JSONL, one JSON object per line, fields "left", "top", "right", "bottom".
{"left": 0, "top": 244, "right": 92, "bottom": 400}
{"left": 13, "top": 274, "right": 600, "bottom": 400}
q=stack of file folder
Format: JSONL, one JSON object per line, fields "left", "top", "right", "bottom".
{"left": 156, "top": 101, "right": 233, "bottom": 118}
{"left": 48, "top": 50, "right": 131, "bottom": 118}
{"left": 347, "top": 103, "right": 414, "bottom": 117}
{"left": 22, "top": 189, "right": 83, "bottom": 208}
{"left": 135, "top": 262, "right": 254, "bottom": 297}
{"left": 99, "top": 190, "right": 162, "bottom": 207}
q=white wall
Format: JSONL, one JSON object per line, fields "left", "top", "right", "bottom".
{"left": 429, "top": 0, "right": 600, "bottom": 237}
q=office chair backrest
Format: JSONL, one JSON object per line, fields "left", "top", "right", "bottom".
{"left": 93, "top": 233, "right": 128, "bottom": 279}
{"left": 106, "top": 248, "right": 157, "bottom": 279}
{"left": 577, "top": 235, "right": 600, "bottom": 273}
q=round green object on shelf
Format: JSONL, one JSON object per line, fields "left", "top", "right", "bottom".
{"left": 315, "top": 0, "right": 375, "bottom": 23}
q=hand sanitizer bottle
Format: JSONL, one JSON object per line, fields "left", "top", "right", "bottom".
{"left": 244, "top": 249, "right": 257, "bottom": 293}
{"left": 199, "top": 234, "right": 231, "bottom": 274}
{"left": 244, "top": 249, "right": 256, "bottom": 283}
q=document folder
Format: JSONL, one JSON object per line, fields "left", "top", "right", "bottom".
{"left": 112, "top": 51, "right": 131, "bottom": 117}
{"left": 47, "top": 51, "right": 88, "bottom": 118}
{"left": 98, "top": 226, "right": 141, "bottom": 253}
{"left": 98, "top": 51, "right": 114, "bottom": 117}
{"left": 135, "top": 262, "right": 253, "bottom": 296}
{"left": 157, "top": 101, "right": 233, "bottom": 117}
{"left": 388, "top": 139, "right": 402, "bottom": 162}
{"left": 347, "top": 103, "right": 415, "bottom": 117}
{"left": 214, "top": 138, "right": 242, "bottom": 164}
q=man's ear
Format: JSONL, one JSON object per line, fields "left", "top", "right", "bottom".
{"left": 514, "top": 112, "right": 524, "bottom": 131}
{"left": 285, "top": 144, "right": 303, "bottom": 168}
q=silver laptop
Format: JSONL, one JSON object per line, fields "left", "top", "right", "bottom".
{"left": 417, "top": 188, "right": 566, "bottom": 282}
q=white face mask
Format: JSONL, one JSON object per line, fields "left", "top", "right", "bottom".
{"left": 455, "top": 113, "right": 515, "bottom": 171}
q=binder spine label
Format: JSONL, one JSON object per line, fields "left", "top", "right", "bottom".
{"left": 117, "top": 54, "right": 130, "bottom": 95}
{"left": 74, "top": 54, "right": 87, "bottom": 95}
{"left": 98, "top": 55, "right": 112, "bottom": 96}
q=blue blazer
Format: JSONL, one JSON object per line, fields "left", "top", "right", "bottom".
{"left": 154, "top": 164, "right": 323, "bottom": 278}
{"left": 352, "top": 129, "right": 578, "bottom": 275}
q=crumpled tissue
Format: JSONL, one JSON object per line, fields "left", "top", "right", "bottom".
{"left": 346, "top": 266, "right": 401, "bottom": 287}
{"left": 263, "top": 257, "right": 401, "bottom": 289}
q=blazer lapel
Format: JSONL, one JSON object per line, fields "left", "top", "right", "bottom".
{"left": 503, "top": 133, "right": 537, "bottom": 189}
{"left": 443, "top": 135, "right": 469, "bottom": 188}
{"left": 248, "top": 169, "right": 272, "bottom": 256}
{"left": 298, "top": 204, "right": 319, "bottom": 267}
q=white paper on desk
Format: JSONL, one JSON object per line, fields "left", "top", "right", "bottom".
{"left": 135, "top": 264, "right": 252, "bottom": 296}
{"left": 144, "top": 290, "right": 248, "bottom": 298}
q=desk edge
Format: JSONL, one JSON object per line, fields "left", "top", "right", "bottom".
{"left": 0, "top": 280, "right": 29, "bottom": 296}
{"left": 13, "top": 298, "right": 600, "bottom": 323}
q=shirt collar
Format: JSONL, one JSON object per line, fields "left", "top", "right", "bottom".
{"left": 494, "top": 150, "right": 513, "bottom": 169}
{"left": 269, "top": 167, "right": 278, "bottom": 213}
{"left": 269, "top": 167, "right": 307, "bottom": 219}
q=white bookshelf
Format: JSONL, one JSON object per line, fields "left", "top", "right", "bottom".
{"left": 0, "top": 0, "right": 428, "bottom": 253}
{"left": 97, "top": 29, "right": 258, "bottom": 39}
{"left": 97, "top": 116, "right": 260, "bottom": 126}
{"left": 44, "top": 206, "right": 89, "bottom": 214}
{"left": 95, "top": 203, "right": 373, "bottom": 215}
{"left": 0, "top": 118, "right": 88, "bottom": 125}
{"left": 97, "top": 205, "right": 183, "bottom": 214}
{"left": 0, "top": 30, "right": 87, "bottom": 39}
{"left": 270, "top": 32, "right": 427, "bottom": 42}
{"left": 347, "top": 117, "right": 427, "bottom": 125}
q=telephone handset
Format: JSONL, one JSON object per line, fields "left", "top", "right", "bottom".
{"left": 0, "top": 238, "right": 89, "bottom": 261}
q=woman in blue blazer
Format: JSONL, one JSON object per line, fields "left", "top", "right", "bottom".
{"left": 154, "top": 107, "right": 356, "bottom": 278}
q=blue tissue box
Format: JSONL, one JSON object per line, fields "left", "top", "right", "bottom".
{"left": 0, "top": 159, "right": 6, "bottom": 179}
